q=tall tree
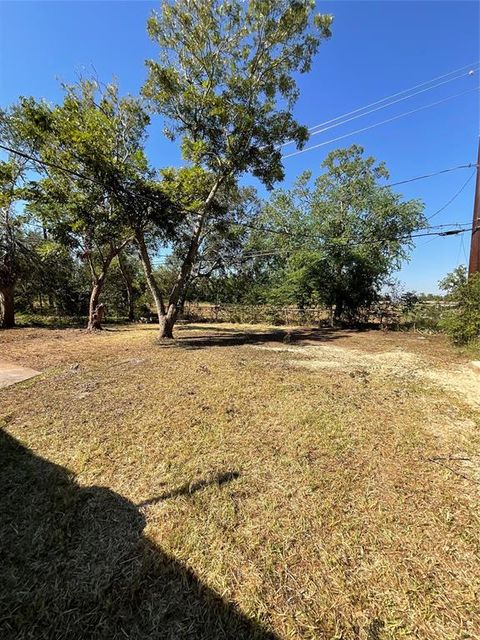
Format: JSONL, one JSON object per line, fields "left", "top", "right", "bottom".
{"left": 141, "top": 0, "right": 333, "bottom": 337}
{"left": 31, "top": 177, "right": 132, "bottom": 330}
{"left": 153, "top": 168, "right": 257, "bottom": 314}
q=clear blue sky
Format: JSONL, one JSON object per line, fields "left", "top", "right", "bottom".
{"left": 1, "top": 0, "right": 479, "bottom": 293}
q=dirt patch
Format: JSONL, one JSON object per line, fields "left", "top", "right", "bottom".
{"left": 254, "top": 343, "right": 480, "bottom": 410}
{"left": 422, "top": 367, "right": 480, "bottom": 410}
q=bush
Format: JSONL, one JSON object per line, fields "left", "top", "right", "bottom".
{"left": 439, "top": 267, "right": 480, "bottom": 345}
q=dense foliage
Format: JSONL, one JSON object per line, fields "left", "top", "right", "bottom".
{"left": 439, "top": 266, "right": 480, "bottom": 345}
{"left": 197, "top": 145, "right": 425, "bottom": 320}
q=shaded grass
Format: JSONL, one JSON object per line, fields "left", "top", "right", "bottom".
{"left": 0, "top": 431, "right": 274, "bottom": 640}
{"left": 14, "top": 312, "right": 134, "bottom": 329}
{"left": 0, "top": 324, "right": 479, "bottom": 639}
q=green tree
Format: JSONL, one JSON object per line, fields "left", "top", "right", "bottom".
{"left": 2, "top": 80, "right": 176, "bottom": 330}
{"left": 141, "top": 0, "right": 332, "bottom": 337}
{"left": 251, "top": 145, "right": 426, "bottom": 320}
{"left": 439, "top": 265, "right": 480, "bottom": 345}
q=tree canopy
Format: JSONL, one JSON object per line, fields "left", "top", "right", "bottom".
{"left": 245, "top": 145, "right": 426, "bottom": 319}
{"left": 2, "top": 80, "right": 179, "bottom": 329}
{"left": 144, "top": 0, "right": 332, "bottom": 187}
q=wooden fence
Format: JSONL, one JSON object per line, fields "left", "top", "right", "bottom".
{"left": 182, "top": 303, "right": 331, "bottom": 325}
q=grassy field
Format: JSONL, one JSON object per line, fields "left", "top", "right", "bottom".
{"left": 1, "top": 323, "right": 479, "bottom": 639}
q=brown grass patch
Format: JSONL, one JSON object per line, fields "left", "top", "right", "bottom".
{"left": 0, "top": 324, "right": 479, "bottom": 639}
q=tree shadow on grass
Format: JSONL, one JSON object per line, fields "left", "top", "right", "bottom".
{"left": 158, "top": 327, "right": 352, "bottom": 350}
{"left": 0, "top": 430, "right": 277, "bottom": 640}
{"left": 138, "top": 471, "right": 240, "bottom": 508}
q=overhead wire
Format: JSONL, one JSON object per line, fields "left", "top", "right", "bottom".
{"left": 282, "top": 66, "right": 478, "bottom": 146}
{"left": 0, "top": 143, "right": 168, "bottom": 213}
{"left": 227, "top": 219, "right": 473, "bottom": 240}
{"left": 226, "top": 225, "right": 477, "bottom": 263}
{"left": 148, "top": 223, "right": 478, "bottom": 267}
{"left": 380, "top": 163, "right": 479, "bottom": 189}
{"left": 2, "top": 62, "right": 478, "bottom": 281}
{"left": 2, "top": 146, "right": 478, "bottom": 264}
{"left": 305, "top": 61, "right": 479, "bottom": 135}
{"left": 235, "top": 226, "right": 478, "bottom": 259}
{"left": 4, "top": 142, "right": 478, "bottom": 228}
{"left": 0, "top": 143, "right": 97, "bottom": 184}
{"left": 283, "top": 86, "right": 480, "bottom": 159}
{"left": 427, "top": 171, "right": 476, "bottom": 220}
{"left": 2, "top": 139, "right": 478, "bottom": 205}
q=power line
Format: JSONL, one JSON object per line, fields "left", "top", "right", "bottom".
{"left": 165, "top": 221, "right": 477, "bottom": 265}
{"left": 283, "top": 86, "right": 480, "bottom": 159}
{"left": 429, "top": 222, "right": 472, "bottom": 228}
{"left": 305, "top": 61, "right": 479, "bottom": 135}
{"left": 282, "top": 66, "right": 478, "bottom": 146}
{"left": 227, "top": 219, "right": 472, "bottom": 240}
{"left": 427, "top": 171, "right": 476, "bottom": 220}
{"left": 277, "top": 228, "right": 468, "bottom": 256}
{"left": 3, "top": 143, "right": 479, "bottom": 250}
{"left": 145, "top": 224, "right": 479, "bottom": 267}
{"left": 381, "top": 163, "right": 479, "bottom": 189}
{"left": 0, "top": 142, "right": 169, "bottom": 212}
{"left": 225, "top": 226, "right": 479, "bottom": 263}
{"left": 236, "top": 222, "right": 469, "bottom": 240}
{"left": 3, "top": 143, "right": 479, "bottom": 202}
{"left": 3, "top": 141, "right": 476, "bottom": 230}
{"left": 240, "top": 226, "right": 477, "bottom": 254}
{"left": 0, "top": 143, "right": 97, "bottom": 183}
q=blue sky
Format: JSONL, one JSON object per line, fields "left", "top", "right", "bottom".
{"left": 1, "top": 0, "right": 479, "bottom": 293}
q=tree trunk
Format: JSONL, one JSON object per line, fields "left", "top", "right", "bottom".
{"left": 0, "top": 285, "right": 15, "bottom": 328}
{"left": 159, "top": 306, "right": 177, "bottom": 339}
{"left": 87, "top": 281, "right": 105, "bottom": 330}
{"left": 134, "top": 230, "right": 170, "bottom": 336}
{"left": 135, "top": 176, "right": 224, "bottom": 339}
{"left": 118, "top": 254, "right": 135, "bottom": 322}
{"left": 160, "top": 179, "right": 224, "bottom": 338}
{"left": 155, "top": 241, "right": 198, "bottom": 339}
{"left": 85, "top": 244, "right": 123, "bottom": 331}
{"left": 333, "top": 298, "right": 344, "bottom": 324}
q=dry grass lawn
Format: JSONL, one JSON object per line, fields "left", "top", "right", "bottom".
{"left": 0, "top": 323, "right": 479, "bottom": 639}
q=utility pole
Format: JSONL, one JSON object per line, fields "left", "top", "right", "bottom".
{"left": 468, "top": 138, "right": 480, "bottom": 275}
